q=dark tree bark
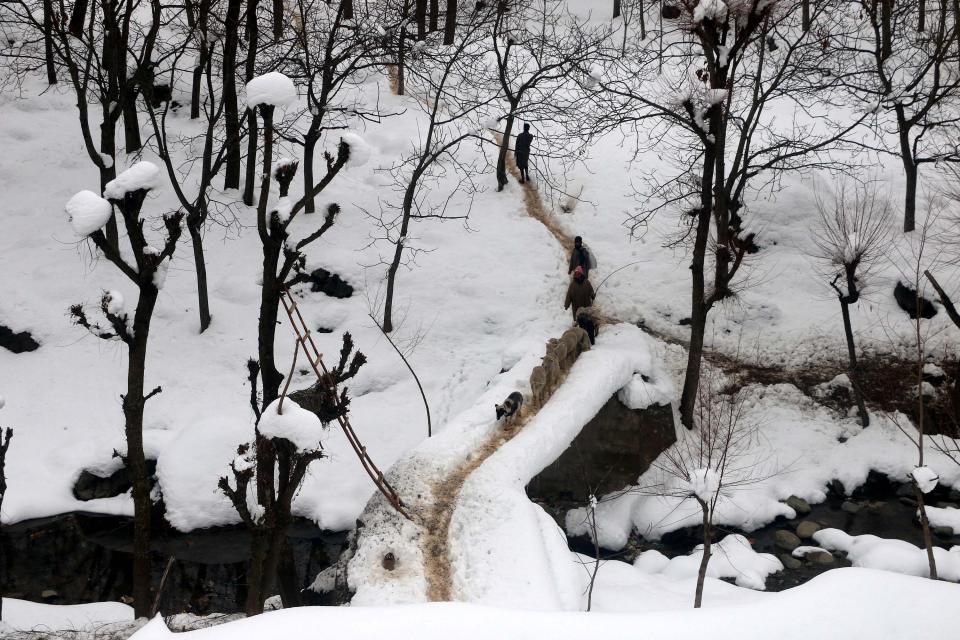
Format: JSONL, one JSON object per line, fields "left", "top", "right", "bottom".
{"left": 43, "top": 0, "right": 56, "bottom": 83}
{"left": 444, "top": 0, "right": 456, "bottom": 44}
{"left": 0, "top": 428, "right": 11, "bottom": 622}
{"left": 881, "top": 0, "right": 893, "bottom": 60}
{"left": 801, "top": 0, "right": 810, "bottom": 32}
{"left": 223, "top": 0, "right": 243, "bottom": 189}
{"left": 416, "top": 0, "right": 427, "bottom": 39}
{"left": 694, "top": 499, "right": 711, "bottom": 608}
{"left": 343, "top": 0, "right": 353, "bottom": 20}
{"left": 495, "top": 109, "right": 516, "bottom": 191}
{"left": 244, "top": 0, "right": 262, "bottom": 206}
{"left": 125, "top": 287, "right": 160, "bottom": 617}
{"left": 613, "top": 0, "right": 621, "bottom": 19}
{"left": 190, "top": 0, "right": 211, "bottom": 119}
{"left": 429, "top": 0, "right": 438, "bottom": 31}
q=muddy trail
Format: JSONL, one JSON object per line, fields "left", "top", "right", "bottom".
{"left": 418, "top": 140, "right": 593, "bottom": 601}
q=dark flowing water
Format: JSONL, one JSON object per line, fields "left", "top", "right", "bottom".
{"left": 0, "top": 512, "right": 348, "bottom": 614}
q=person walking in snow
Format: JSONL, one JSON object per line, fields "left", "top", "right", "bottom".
{"left": 514, "top": 123, "right": 533, "bottom": 184}
{"left": 568, "top": 236, "right": 593, "bottom": 278}
{"left": 564, "top": 266, "right": 595, "bottom": 322}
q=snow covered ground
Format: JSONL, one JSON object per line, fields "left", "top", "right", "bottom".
{"left": 0, "top": 73, "right": 569, "bottom": 532}
{"left": 4, "top": 0, "right": 960, "bottom": 631}
{"left": 134, "top": 569, "right": 960, "bottom": 640}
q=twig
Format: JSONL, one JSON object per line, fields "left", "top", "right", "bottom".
{"left": 368, "top": 313, "right": 432, "bottom": 437}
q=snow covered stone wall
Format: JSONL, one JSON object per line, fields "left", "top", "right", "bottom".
{"left": 344, "top": 324, "right": 674, "bottom": 610}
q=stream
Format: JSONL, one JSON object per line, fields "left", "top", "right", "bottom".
{"left": 0, "top": 513, "right": 348, "bottom": 614}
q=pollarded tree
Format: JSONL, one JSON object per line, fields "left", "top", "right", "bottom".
{"left": 811, "top": 178, "right": 892, "bottom": 427}
{"left": 830, "top": 0, "right": 960, "bottom": 232}
{"left": 65, "top": 164, "right": 184, "bottom": 618}
{"left": 217, "top": 72, "right": 363, "bottom": 613}
{"left": 591, "top": 0, "right": 867, "bottom": 428}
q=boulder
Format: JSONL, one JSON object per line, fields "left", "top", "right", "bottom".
{"left": 774, "top": 530, "right": 801, "bottom": 551}
{"left": 933, "top": 526, "right": 954, "bottom": 538}
{"left": 785, "top": 495, "right": 811, "bottom": 516}
{"left": 894, "top": 281, "right": 937, "bottom": 319}
{"left": 796, "top": 520, "right": 821, "bottom": 540}
{"left": 841, "top": 500, "right": 861, "bottom": 514}
{"left": 808, "top": 551, "right": 835, "bottom": 565}
{"left": 779, "top": 554, "right": 802, "bottom": 570}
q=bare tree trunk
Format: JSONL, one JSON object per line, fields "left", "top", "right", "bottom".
{"left": 125, "top": 287, "right": 160, "bottom": 618}
{"left": 243, "top": 0, "right": 262, "bottom": 207}
{"left": 915, "top": 486, "right": 939, "bottom": 579}
{"left": 496, "top": 110, "right": 516, "bottom": 191}
{"left": 639, "top": 0, "right": 646, "bottom": 39}
{"left": 613, "top": 0, "right": 621, "bottom": 19}
{"left": 303, "top": 127, "right": 319, "bottom": 213}
{"left": 223, "top": 0, "right": 243, "bottom": 190}
{"left": 919, "top": 0, "right": 927, "bottom": 32}
{"left": 244, "top": 529, "right": 270, "bottom": 615}
{"left": 838, "top": 299, "right": 869, "bottom": 426}
{"left": 99, "top": 112, "right": 119, "bottom": 250}
{"left": 881, "top": 0, "right": 893, "bottom": 60}
{"left": 694, "top": 501, "right": 710, "bottom": 608}
{"left": 396, "top": 24, "right": 406, "bottom": 96}
{"left": 416, "top": 0, "right": 427, "bottom": 39}
{"left": 902, "top": 158, "right": 918, "bottom": 233}
{"left": 383, "top": 186, "right": 417, "bottom": 333}
{"left": 187, "top": 218, "right": 212, "bottom": 332}
{"left": 802, "top": 0, "right": 810, "bottom": 32}
{"left": 276, "top": 540, "right": 303, "bottom": 608}
{"left": 190, "top": 0, "right": 211, "bottom": 120}
{"left": 343, "top": 0, "right": 353, "bottom": 20}
{"left": 123, "top": 90, "right": 142, "bottom": 153}
{"left": 43, "top": 0, "right": 56, "bottom": 84}
{"left": 679, "top": 141, "right": 716, "bottom": 429}
{"left": 429, "top": 0, "right": 439, "bottom": 31}
{"left": 444, "top": 0, "right": 456, "bottom": 44}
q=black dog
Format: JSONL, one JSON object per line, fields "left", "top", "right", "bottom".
{"left": 495, "top": 391, "right": 524, "bottom": 421}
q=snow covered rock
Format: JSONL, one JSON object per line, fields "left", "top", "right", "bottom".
{"left": 258, "top": 398, "right": 324, "bottom": 450}
{"left": 814, "top": 528, "right": 960, "bottom": 581}
{"left": 65, "top": 190, "right": 113, "bottom": 236}
{"left": 634, "top": 533, "right": 782, "bottom": 590}
{"left": 103, "top": 161, "right": 161, "bottom": 200}
{"left": 246, "top": 72, "right": 297, "bottom": 109}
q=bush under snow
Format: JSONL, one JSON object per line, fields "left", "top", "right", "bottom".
{"left": 340, "top": 132, "right": 371, "bottom": 169}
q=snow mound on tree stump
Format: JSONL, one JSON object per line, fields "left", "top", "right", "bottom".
{"left": 103, "top": 161, "right": 161, "bottom": 199}
{"left": 258, "top": 398, "right": 324, "bottom": 450}
{"left": 246, "top": 72, "right": 298, "bottom": 108}
{"left": 65, "top": 190, "right": 113, "bottom": 236}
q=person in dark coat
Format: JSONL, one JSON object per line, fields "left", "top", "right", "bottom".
{"left": 564, "top": 266, "right": 595, "bottom": 322}
{"left": 514, "top": 123, "right": 533, "bottom": 183}
{"left": 568, "top": 236, "right": 591, "bottom": 277}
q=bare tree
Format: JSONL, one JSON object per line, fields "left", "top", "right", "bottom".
{"left": 377, "top": 7, "right": 498, "bottom": 332}
{"left": 591, "top": 0, "right": 867, "bottom": 429}
{"left": 887, "top": 208, "right": 949, "bottom": 580}
{"left": 67, "top": 167, "right": 185, "bottom": 618}
{"left": 489, "top": 0, "right": 603, "bottom": 191}
{"left": 831, "top": 1, "right": 960, "bottom": 232}
{"left": 281, "top": 0, "right": 390, "bottom": 214}
{"left": 654, "top": 375, "right": 759, "bottom": 608}
{"left": 811, "top": 177, "right": 892, "bottom": 427}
